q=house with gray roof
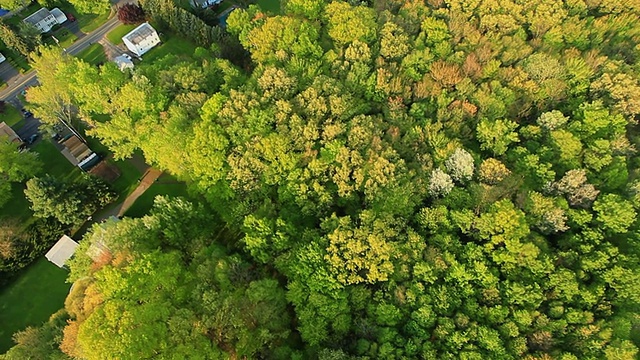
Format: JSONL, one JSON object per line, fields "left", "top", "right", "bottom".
{"left": 23, "top": 8, "right": 58, "bottom": 33}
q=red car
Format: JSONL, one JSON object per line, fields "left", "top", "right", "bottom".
{"left": 66, "top": 13, "right": 76, "bottom": 22}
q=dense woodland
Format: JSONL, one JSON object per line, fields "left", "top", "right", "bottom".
{"left": 3, "top": 0, "right": 640, "bottom": 358}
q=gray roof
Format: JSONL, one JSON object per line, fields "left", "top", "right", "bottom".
{"left": 45, "top": 235, "right": 79, "bottom": 268}
{"left": 24, "top": 8, "right": 52, "bottom": 25}
{"left": 123, "top": 23, "right": 157, "bottom": 46}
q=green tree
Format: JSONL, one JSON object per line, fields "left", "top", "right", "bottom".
{"left": 24, "top": 176, "right": 114, "bottom": 225}
{"left": 0, "top": 138, "right": 42, "bottom": 207}
{"left": 66, "top": 0, "right": 110, "bottom": 14}
{"left": 477, "top": 118, "right": 519, "bottom": 155}
{"left": 593, "top": 194, "right": 636, "bottom": 234}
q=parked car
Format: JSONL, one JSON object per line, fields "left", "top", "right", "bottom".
{"left": 21, "top": 108, "right": 33, "bottom": 118}
{"left": 27, "top": 134, "right": 38, "bottom": 144}
{"left": 122, "top": 53, "right": 132, "bottom": 61}
{"left": 66, "top": 13, "right": 76, "bottom": 22}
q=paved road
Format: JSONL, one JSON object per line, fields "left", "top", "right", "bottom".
{"left": 0, "top": 15, "right": 122, "bottom": 103}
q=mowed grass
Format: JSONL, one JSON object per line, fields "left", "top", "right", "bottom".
{"left": 32, "top": 140, "right": 84, "bottom": 183}
{"left": 0, "top": 104, "right": 23, "bottom": 128}
{"left": 0, "top": 182, "right": 32, "bottom": 224}
{"left": 0, "top": 258, "right": 71, "bottom": 353}
{"left": 44, "top": 27, "right": 78, "bottom": 48}
{"left": 257, "top": 0, "right": 281, "bottom": 14}
{"left": 107, "top": 24, "right": 138, "bottom": 45}
{"left": 142, "top": 33, "right": 198, "bottom": 62}
{"left": 124, "top": 174, "right": 190, "bottom": 218}
{"left": 76, "top": 43, "right": 107, "bottom": 65}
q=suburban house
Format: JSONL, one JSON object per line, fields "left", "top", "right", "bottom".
{"left": 0, "top": 122, "right": 21, "bottom": 143}
{"left": 50, "top": 8, "right": 67, "bottom": 24}
{"left": 59, "top": 134, "right": 100, "bottom": 171}
{"left": 23, "top": 8, "right": 59, "bottom": 33}
{"left": 45, "top": 235, "right": 79, "bottom": 268}
{"left": 191, "top": 0, "right": 223, "bottom": 8}
{"left": 122, "top": 23, "right": 161, "bottom": 57}
{"left": 0, "top": 52, "right": 5, "bottom": 63}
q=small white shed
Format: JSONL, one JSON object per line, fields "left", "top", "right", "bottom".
{"left": 114, "top": 54, "right": 134, "bottom": 71}
{"left": 122, "top": 22, "right": 161, "bottom": 57}
{"left": 45, "top": 235, "right": 79, "bottom": 268}
{"left": 0, "top": 53, "right": 5, "bottom": 63}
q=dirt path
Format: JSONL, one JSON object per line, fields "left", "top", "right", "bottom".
{"left": 116, "top": 168, "right": 163, "bottom": 217}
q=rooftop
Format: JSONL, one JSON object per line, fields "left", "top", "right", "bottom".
{"left": 123, "top": 23, "right": 157, "bottom": 46}
{"left": 45, "top": 235, "right": 79, "bottom": 268}
{"left": 24, "top": 8, "right": 51, "bottom": 25}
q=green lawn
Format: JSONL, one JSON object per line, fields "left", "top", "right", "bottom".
{"left": 0, "top": 258, "right": 71, "bottom": 353}
{"left": 107, "top": 24, "right": 138, "bottom": 45}
{"left": 124, "top": 174, "right": 190, "bottom": 218}
{"left": 76, "top": 43, "right": 107, "bottom": 65}
{"left": 32, "top": 140, "right": 84, "bottom": 183}
{"left": 47, "top": 27, "right": 78, "bottom": 48}
{"left": 0, "top": 182, "right": 32, "bottom": 223}
{"left": 142, "top": 33, "right": 198, "bottom": 62}
{"left": 0, "top": 104, "right": 23, "bottom": 128}
{"left": 110, "top": 158, "right": 143, "bottom": 200}
{"left": 257, "top": 0, "right": 281, "bottom": 14}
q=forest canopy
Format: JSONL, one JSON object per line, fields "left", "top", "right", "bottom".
{"left": 8, "top": 0, "right": 640, "bottom": 359}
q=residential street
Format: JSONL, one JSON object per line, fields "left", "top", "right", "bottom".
{"left": 0, "top": 15, "right": 122, "bottom": 103}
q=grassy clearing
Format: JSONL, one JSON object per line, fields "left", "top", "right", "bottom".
{"left": 257, "top": 0, "right": 281, "bottom": 14}
{"left": 76, "top": 43, "right": 107, "bottom": 65}
{"left": 0, "top": 182, "right": 32, "bottom": 223}
{"left": 51, "top": 27, "right": 78, "bottom": 48}
{"left": 110, "top": 158, "right": 143, "bottom": 200}
{"left": 106, "top": 24, "right": 137, "bottom": 45}
{"left": 0, "top": 104, "right": 23, "bottom": 128}
{"left": 124, "top": 174, "right": 190, "bottom": 218}
{"left": 78, "top": 11, "right": 111, "bottom": 33}
{"left": 142, "top": 32, "right": 198, "bottom": 62}
{"left": 32, "top": 140, "right": 84, "bottom": 183}
{"left": 0, "top": 258, "right": 71, "bottom": 353}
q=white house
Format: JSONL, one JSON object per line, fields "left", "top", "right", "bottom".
{"left": 45, "top": 235, "right": 79, "bottom": 268}
{"left": 122, "top": 23, "right": 161, "bottom": 57}
{"left": 50, "top": 8, "right": 67, "bottom": 24}
{"left": 0, "top": 52, "right": 5, "bottom": 63}
{"left": 191, "top": 0, "right": 223, "bottom": 8}
{"left": 23, "top": 8, "right": 58, "bottom": 33}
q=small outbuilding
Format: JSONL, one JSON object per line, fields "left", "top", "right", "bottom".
{"left": 122, "top": 22, "right": 161, "bottom": 57}
{"left": 114, "top": 54, "right": 134, "bottom": 71}
{"left": 45, "top": 235, "right": 79, "bottom": 268}
{"left": 0, "top": 52, "right": 5, "bottom": 63}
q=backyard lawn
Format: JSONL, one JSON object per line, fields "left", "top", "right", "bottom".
{"left": 0, "top": 258, "right": 71, "bottom": 353}
{"left": 257, "top": 0, "right": 281, "bottom": 14}
{"left": 0, "top": 183, "right": 31, "bottom": 224}
{"left": 107, "top": 24, "right": 138, "bottom": 45}
{"left": 32, "top": 140, "right": 84, "bottom": 183}
{"left": 76, "top": 43, "right": 107, "bottom": 65}
{"left": 142, "top": 33, "right": 198, "bottom": 62}
{"left": 0, "top": 104, "right": 23, "bottom": 128}
{"left": 124, "top": 174, "right": 191, "bottom": 218}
